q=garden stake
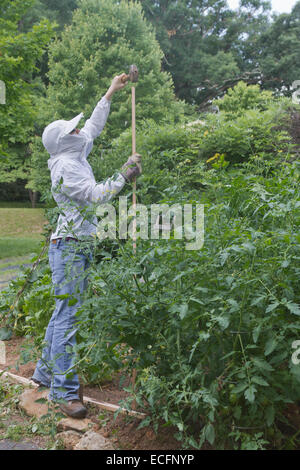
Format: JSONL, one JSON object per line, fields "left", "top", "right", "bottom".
{"left": 122, "top": 65, "right": 139, "bottom": 253}
{"left": 122, "top": 65, "right": 139, "bottom": 409}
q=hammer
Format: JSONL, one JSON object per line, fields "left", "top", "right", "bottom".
{"left": 122, "top": 64, "right": 138, "bottom": 85}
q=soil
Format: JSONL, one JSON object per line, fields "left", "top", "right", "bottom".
{"left": 0, "top": 335, "right": 183, "bottom": 451}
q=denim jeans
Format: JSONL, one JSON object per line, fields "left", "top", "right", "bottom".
{"left": 32, "top": 239, "right": 91, "bottom": 402}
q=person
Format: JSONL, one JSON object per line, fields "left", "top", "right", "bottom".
{"left": 31, "top": 74, "right": 142, "bottom": 419}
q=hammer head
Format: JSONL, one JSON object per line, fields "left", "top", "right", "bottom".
{"left": 129, "top": 64, "right": 138, "bottom": 83}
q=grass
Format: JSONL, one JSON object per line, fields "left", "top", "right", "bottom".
{"left": 0, "top": 238, "right": 42, "bottom": 259}
{"left": 0, "top": 202, "right": 46, "bottom": 208}
{"left": 0, "top": 208, "right": 46, "bottom": 239}
{"left": 0, "top": 237, "right": 41, "bottom": 260}
{"left": 0, "top": 253, "right": 36, "bottom": 289}
{"left": 0, "top": 207, "right": 46, "bottom": 260}
{"left": 0, "top": 256, "right": 33, "bottom": 270}
{"left": 0, "top": 381, "right": 64, "bottom": 450}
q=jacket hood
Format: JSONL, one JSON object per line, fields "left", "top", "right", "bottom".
{"left": 47, "top": 133, "right": 88, "bottom": 172}
{"left": 42, "top": 112, "right": 84, "bottom": 155}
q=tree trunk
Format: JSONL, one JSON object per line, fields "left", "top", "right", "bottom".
{"left": 28, "top": 189, "right": 38, "bottom": 209}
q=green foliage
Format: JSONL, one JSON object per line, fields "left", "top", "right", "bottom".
{"left": 75, "top": 157, "right": 299, "bottom": 449}
{"left": 28, "top": 134, "right": 52, "bottom": 195}
{"left": 43, "top": 0, "right": 183, "bottom": 136}
{"left": 2, "top": 84, "right": 300, "bottom": 449}
{"left": 257, "top": 2, "right": 300, "bottom": 94}
{"left": 0, "top": 254, "right": 53, "bottom": 338}
{"left": 20, "top": 0, "right": 78, "bottom": 32}
{"left": 140, "top": 0, "right": 271, "bottom": 105}
{"left": 0, "top": 0, "right": 53, "bottom": 184}
{"left": 92, "top": 89, "right": 294, "bottom": 196}
{"left": 0, "top": 379, "right": 65, "bottom": 448}
{"left": 214, "top": 81, "right": 274, "bottom": 118}
{"left": 28, "top": 0, "right": 185, "bottom": 193}
{"left": 197, "top": 104, "right": 292, "bottom": 164}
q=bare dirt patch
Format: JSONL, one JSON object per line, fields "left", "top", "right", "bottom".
{"left": 0, "top": 335, "right": 183, "bottom": 450}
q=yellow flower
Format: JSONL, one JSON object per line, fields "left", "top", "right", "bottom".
{"left": 203, "top": 130, "right": 209, "bottom": 137}
{"left": 206, "top": 153, "right": 220, "bottom": 163}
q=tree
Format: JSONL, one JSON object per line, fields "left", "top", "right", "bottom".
{"left": 227, "top": 0, "right": 272, "bottom": 72}
{"left": 21, "top": 0, "right": 79, "bottom": 31}
{"left": 19, "top": 0, "right": 80, "bottom": 85}
{"left": 139, "top": 0, "right": 272, "bottom": 105}
{"left": 28, "top": 0, "right": 185, "bottom": 195}
{"left": 256, "top": 1, "right": 300, "bottom": 95}
{"left": 0, "top": 0, "right": 53, "bottom": 203}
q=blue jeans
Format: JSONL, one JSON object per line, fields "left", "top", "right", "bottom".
{"left": 32, "top": 239, "right": 91, "bottom": 402}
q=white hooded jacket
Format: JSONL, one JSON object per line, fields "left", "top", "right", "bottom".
{"left": 43, "top": 96, "right": 126, "bottom": 240}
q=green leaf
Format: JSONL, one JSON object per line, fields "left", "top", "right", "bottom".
{"left": 179, "top": 303, "right": 189, "bottom": 319}
{"left": 264, "top": 338, "right": 277, "bottom": 356}
{"left": 169, "top": 303, "right": 189, "bottom": 320}
{"left": 253, "top": 324, "right": 262, "bottom": 343}
{"left": 137, "top": 416, "right": 151, "bottom": 430}
{"left": 205, "top": 423, "right": 215, "bottom": 445}
{"left": 55, "top": 294, "right": 70, "bottom": 300}
{"left": 215, "top": 316, "right": 229, "bottom": 330}
{"left": 233, "top": 406, "right": 242, "bottom": 420}
{"left": 244, "top": 385, "right": 257, "bottom": 403}
{"left": 0, "top": 327, "right": 13, "bottom": 341}
{"left": 251, "top": 376, "right": 269, "bottom": 387}
{"left": 265, "top": 406, "right": 275, "bottom": 426}
{"left": 231, "top": 382, "right": 248, "bottom": 394}
{"left": 266, "top": 302, "right": 279, "bottom": 313}
{"left": 252, "top": 357, "right": 274, "bottom": 371}
{"left": 285, "top": 301, "right": 300, "bottom": 316}
{"left": 227, "top": 299, "right": 239, "bottom": 312}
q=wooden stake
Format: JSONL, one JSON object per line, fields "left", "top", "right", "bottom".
{"left": 132, "top": 85, "right": 137, "bottom": 254}
{"left": 131, "top": 85, "right": 138, "bottom": 409}
{"left": 0, "top": 369, "right": 146, "bottom": 419}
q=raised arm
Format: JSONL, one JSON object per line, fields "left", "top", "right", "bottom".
{"left": 81, "top": 74, "right": 128, "bottom": 141}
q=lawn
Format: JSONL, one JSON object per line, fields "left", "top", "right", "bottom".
{"left": 0, "top": 208, "right": 46, "bottom": 259}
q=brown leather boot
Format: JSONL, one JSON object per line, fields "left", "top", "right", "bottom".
{"left": 59, "top": 400, "right": 87, "bottom": 419}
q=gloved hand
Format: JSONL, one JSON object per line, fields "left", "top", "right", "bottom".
{"left": 121, "top": 153, "right": 142, "bottom": 183}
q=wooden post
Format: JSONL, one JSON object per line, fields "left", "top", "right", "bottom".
{"left": 132, "top": 85, "right": 137, "bottom": 254}
{"left": 131, "top": 85, "right": 137, "bottom": 409}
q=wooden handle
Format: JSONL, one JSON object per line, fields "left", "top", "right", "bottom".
{"left": 132, "top": 86, "right": 137, "bottom": 254}
{"left": 132, "top": 86, "right": 136, "bottom": 154}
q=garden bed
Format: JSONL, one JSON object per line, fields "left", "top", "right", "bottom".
{"left": 0, "top": 335, "right": 183, "bottom": 450}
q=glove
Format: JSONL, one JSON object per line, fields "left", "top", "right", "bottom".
{"left": 121, "top": 153, "right": 142, "bottom": 183}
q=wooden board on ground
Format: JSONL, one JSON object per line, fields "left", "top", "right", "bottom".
{"left": 0, "top": 369, "right": 146, "bottom": 419}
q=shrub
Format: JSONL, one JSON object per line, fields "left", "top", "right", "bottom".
{"left": 2, "top": 84, "right": 300, "bottom": 450}
{"left": 214, "top": 81, "right": 275, "bottom": 119}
